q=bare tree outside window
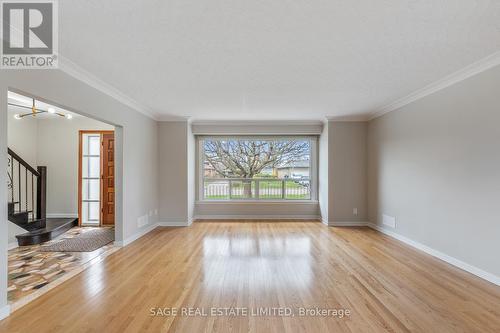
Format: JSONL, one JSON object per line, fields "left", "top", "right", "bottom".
{"left": 202, "top": 138, "right": 311, "bottom": 200}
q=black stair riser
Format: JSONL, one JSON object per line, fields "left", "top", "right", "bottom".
{"left": 9, "top": 211, "right": 29, "bottom": 224}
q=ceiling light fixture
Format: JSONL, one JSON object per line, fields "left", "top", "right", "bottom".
{"left": 8, "top": 98, "right": 73, "bottom": 120}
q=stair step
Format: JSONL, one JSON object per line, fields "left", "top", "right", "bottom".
{"left": 16, "top": 218, "right": 78, "bottom": 246}
{"left": 12, "top": 218, "right": 45, "bottom": 232}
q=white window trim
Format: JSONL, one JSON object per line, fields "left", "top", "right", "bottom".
{"left": 197, "top": 135, "right": 318, "bottom": 202}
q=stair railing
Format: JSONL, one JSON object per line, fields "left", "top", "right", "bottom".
{"left": 7, "top": 148, "right": 46, "bottom": 220}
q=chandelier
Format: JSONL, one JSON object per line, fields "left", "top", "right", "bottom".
{"left": 10, "top": 98, "right": 73, "bottom": 120}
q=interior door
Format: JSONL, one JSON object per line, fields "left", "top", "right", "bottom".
{"left": 101, "top": 133, "right": 115, "bottom": 225}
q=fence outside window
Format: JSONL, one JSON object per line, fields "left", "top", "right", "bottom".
{"left": 203, "top": 178, "right": 311, "bottom": 200}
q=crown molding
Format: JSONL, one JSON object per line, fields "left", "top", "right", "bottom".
{"left": 58, "top": 56, "right": 159, "bottom": 120}
{"left": 157, "top": 115, "right": 191, "bottom": 122}
{"left": 369, "top": 51, "right": 500, "bottom": 120}
{"left": 326, "top": 115, "right": 370, "bottom": 122}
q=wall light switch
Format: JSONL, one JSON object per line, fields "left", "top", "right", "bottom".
{"left": 353, "top": 208, "right": 358, "bottom": 216}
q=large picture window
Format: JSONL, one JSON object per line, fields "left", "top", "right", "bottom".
{"left": 199, "top": 137, "right": 316, "bottom": 201}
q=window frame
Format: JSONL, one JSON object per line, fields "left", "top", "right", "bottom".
{"left": 197, "top": 135, "right": 318, "bottom": 202}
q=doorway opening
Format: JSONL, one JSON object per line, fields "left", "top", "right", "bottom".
{"left": 78, "top": 130, "right": 115, "bottom": 227}
{"left": 6, "top": 90, "right": 121, "bottom": 309}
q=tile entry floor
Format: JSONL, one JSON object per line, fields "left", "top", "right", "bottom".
{"left": 8, "top": 227, "right": 118, "bottom": 310}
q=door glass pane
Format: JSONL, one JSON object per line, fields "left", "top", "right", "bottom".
{"left": 89, "top": 156, "right": 100, "bottom": 178}
{"left": 88, "top": 136, "right": 100, "bottom": 155}
{"left": 89, "top": 202, "right": 100, "bottom": 221}
{"left": 82, "top": 201, "right": 89, "bottom": 224}
{"left": 81, "top": 133, "right": 101, "bottom": 225}
{"left": 82, "top": 157, "right": 99, "bottom": 178}
{"left": 82, "top": 156, "right": 100, "bottom": 178}
{"left": 88, "top": 202, "right": 100, "bottom": 221}
{"left": 83, "top": 134, "right": 100, "bottom": 155}
{"left": 82, "top": 179, "right": 100, "bottom": 201}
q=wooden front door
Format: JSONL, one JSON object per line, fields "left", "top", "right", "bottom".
{"left": 78, "top": 130, "right": 115, "bottom": 227}
{"left": 101, "top": 133, "right": 115, "bottom": 225}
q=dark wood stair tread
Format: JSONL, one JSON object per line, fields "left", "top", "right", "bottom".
{"left": 16, "top": 218, "right": 78, "bottom": 246}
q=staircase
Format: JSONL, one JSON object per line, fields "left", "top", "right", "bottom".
{"left": 8, "top": 148, "right": 77, "bottom": 246}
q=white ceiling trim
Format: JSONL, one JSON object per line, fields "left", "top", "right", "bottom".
{"left": 58, "top": 56, "right": 159, "bottom": 120}
{"left": 157, "top": 114, "right": 191, "bottom": 121}
{"left": 326, "top": 115, "right": 369, "bottom": 122}
{"left": 369, "top": 51, "right": 500, "bottom": 120}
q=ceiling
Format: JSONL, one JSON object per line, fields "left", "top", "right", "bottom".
{"left": 58, "top": 0, "right": 500, "bottom": 121}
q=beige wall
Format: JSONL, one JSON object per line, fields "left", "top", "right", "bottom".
{"left": 7, "top": 115, "right": 38, "bottom": 167}
{"left": 327, "top": 121, "right": 368, "bottom": 224}
{"left": 195, "top": 201, "right": 320, "bottom": 219}
{"left": 368, "top": 64, "right": 500, "bottom": 278}
{"left": 158, "top": 121, "right": 191, "bottom": 224}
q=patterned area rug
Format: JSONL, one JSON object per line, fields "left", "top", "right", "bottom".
{"left": 40, "top": 228, "right": 115, "bottom": 252}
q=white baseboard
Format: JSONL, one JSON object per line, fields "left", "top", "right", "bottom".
{"left": 158, "top": 221, "right": 192, "bottom": 227}
{"left": 8, "top": 242, "right": 18, "bottom": 250}
{"left": 114, "top": 223, "right": 158, "bottom": 247}
{"left": 0, "top": 304, "right": 10, "bottom": 321}
{"left": 193, "top": 215, "right": 321, "bottom": 220}
{"left": 327, "top": 221, "right": 370, "bottom": 227}
{"left": 46, "top": 213, "right": 78, "bottom": 218}
{"left": 367, "top": 223, "right": 500, "bottom": 287}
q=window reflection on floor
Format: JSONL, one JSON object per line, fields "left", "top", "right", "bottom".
{"left": 203, "top": 235, "right": 312, "bottom": 289}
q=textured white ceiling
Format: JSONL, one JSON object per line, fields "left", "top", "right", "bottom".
{"left": 58, "top": 0, "right": 500, "bottom": 120}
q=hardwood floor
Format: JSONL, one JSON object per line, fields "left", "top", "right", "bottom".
{"left": 1, "top": 222, "right": 499, "bottom": 332}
